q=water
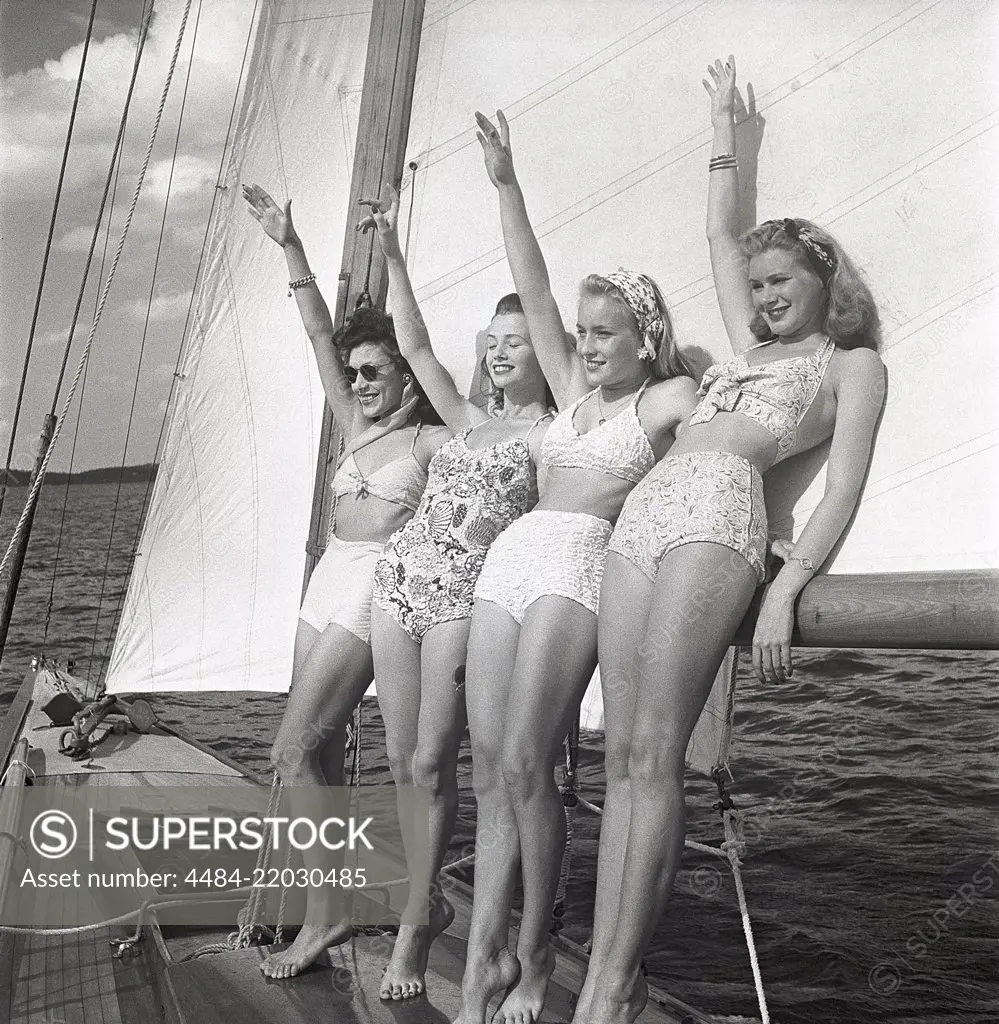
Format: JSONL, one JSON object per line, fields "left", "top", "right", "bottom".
{"left": 1, "top": 482, "right": 997, "bottom": 1024}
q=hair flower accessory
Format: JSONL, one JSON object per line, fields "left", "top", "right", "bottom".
{"left": 763, "top": 218, "right": 837, "bottom": 283}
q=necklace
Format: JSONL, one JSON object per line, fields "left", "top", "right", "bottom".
{"left": 596, "top": 383, "right": 642, "bottom": 425}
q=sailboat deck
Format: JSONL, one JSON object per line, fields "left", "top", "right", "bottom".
{"left": 2, "top": 668, "right": 719, "bottom": 1024}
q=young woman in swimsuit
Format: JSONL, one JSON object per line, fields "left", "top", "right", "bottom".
{"left": 574, "top": 57, "right": 885, "bottom": 1024}
{"left": 242, "top": 184, "right": 450, "bottom": 979}
{"left": 356, "top": 185, "right": 555, "bottom": 1001}
{"left": 454, "top": 112, "right": 698, "bottom": 1024}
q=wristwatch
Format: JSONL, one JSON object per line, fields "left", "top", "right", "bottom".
{"left": 787, "top": 556, "right": 815, "bottom": 571}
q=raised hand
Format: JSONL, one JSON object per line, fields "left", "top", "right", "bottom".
{"left": 702, "top": 54, "right": 737, "bottom": 126}
{"left": 242, "top": 183, "right": 297, "bottom": 247}
{"left": 357, "top": 182, "right": 403, "bottom": 260}
{"left": 474, "top": 110, "right": 516, "bottom": 188}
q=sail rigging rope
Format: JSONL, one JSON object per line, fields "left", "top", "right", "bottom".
{"left": 89, "top": 0, "right": 205, "bottom": 681}
{"left": 0, "top": 0, "right": 99, "bottom": 524}
{"left": 0, "top": 0, "right": 197, "bottom": 583}
{"left": 43, "top": 0, "right": 155, "bottom": 653}
{"left": 104, "top": 0, "right": 262, "bottom": 673}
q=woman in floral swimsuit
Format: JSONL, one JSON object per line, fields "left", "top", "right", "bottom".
{"left": 358, "top": 186, "right": 554, "bottom": 1001}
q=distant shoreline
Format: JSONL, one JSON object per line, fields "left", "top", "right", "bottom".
{"left": 0, "top": 463, "right": 158, "bottom": 486}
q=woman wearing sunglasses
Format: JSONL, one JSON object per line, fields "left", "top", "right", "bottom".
{"left": 357, "top": 184, "right": 555, "bottom": 1001}
{"left": 242, "top": 183, "right": 450, "bottom": 979}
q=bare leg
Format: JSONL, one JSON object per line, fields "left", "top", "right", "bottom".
{"left": 383, "top": 618, "right": 470, "bottom": 999}
{"left": 497, "top": 596, "right": 598, "bottom": 1024}
{"left": 369, "top": 605, "right": 426, "bottom": 999}
{"left": 261, "top": 619, "right": 373, "bottom": 978}
{"left": 454, "top": 600, "right": 523, "bottom": 1024}
{"left": 571, "top": 554, "right": 653, "bottom": 1022}
{"left": 590, "top": 544, "right": 758, "bottom": 1024}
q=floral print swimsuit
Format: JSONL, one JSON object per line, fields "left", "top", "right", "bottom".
{"left": 372, "top": 417, "right": 548, "bottom": 641}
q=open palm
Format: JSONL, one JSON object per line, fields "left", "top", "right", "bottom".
{"left": 242, "top": 183, "right": 295, "bottom": 247}
{"left": 474, "top": 109, "right": 516, "bottom": 187}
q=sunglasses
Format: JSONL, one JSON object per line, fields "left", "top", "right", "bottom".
{"left": 344, "top": 362, "right": 397, "bottom": 383}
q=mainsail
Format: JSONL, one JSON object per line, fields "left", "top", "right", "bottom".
{"left": 108, "top": 0, "right": 997, "bottom": 697}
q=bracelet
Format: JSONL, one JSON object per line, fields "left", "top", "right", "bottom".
{"left": 288, "top": 273, "right": 317, "bottom": 296}
{"left": 710, "top": 152, "right": 735, "bottom": 162}
{"left": 709, "top": 155, "right": 737, "bottom": 171}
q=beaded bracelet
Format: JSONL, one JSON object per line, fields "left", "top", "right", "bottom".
{"left": 288, "top": 273, "right": 317, "bottom": 296}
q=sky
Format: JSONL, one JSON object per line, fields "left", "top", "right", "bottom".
{"left": 0, "top": 0, "right": 255, "bottom": 473}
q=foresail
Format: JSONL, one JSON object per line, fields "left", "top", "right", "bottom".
{"left": 107, "top": 1, "right": 371, "bottom": 693}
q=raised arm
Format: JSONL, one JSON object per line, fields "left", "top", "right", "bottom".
{"left": 357, "top": 184, "right": 480, "bottom": 432}
{"left": 242, "top": 183, "right": 364, "bottom": 438}
{"left": 703, "top": 57, "right": 756, "bottom": 355}
{"left": 475, "top": 110, "right": 585, "bottom": 408}
{"left": 753, "top": 348, "right": 886, "bottom": 682}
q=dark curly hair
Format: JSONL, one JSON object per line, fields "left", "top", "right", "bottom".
{"left": 333, "top": 308, "right": 443, "bottom": 424}
{"left": 740, "top": 219, "right": 881, "bottom": 351}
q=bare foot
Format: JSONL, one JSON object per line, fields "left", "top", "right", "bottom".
{"left": 588, "top": 970, "right": 648, "bottom": 1024}
{"left": 573, "top": 958, "right": 645, "bottom": 1023}
{"left": 379, "top": 895, "right": 455, "bottom": 1000}
{"left": 453, "top": 948, "right": 520, "bottom": 1024}
{"left": 259, "top": 918, "right": 353, "bottom": 979}
{"left": 495, "top": 945, "right": 555, "bottom": 1024}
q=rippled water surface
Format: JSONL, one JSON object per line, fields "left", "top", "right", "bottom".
{"left": 2, "top": 483, "right": 996, "bottom": 1023}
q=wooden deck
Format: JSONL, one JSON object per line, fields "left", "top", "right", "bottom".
{"left": 2, "top": 665, "right": 721, "bottom": 1024}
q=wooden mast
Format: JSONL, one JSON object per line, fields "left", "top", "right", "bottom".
{"left": 301, "top": 0, "right": 426, "bottom": 591}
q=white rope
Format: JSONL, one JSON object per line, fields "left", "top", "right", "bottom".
{"left": 0, "top": 760, "right": 35, "bottom": 787}
{"left": 576, "top": 786, "right": 771, "bottom": 1021}
{"left": 723, "top": 809, "right": 771, "bottom": 1024}
{"left": 0, "top": 0, "right": 196, "bottom": 581}
{"left": 444, "top": 850, "right": 476, "bottom": 872}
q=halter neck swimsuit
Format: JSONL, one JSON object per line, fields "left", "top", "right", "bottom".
{"left": 331, "top": 422, "right": 427, "bottom": 516}
{"left": 688, "top": 335, "right": 836, "bottom": 464}
{"left": 475, "top": 379, "right": 657, "bottom": 622}
{"left": 300, "top": 422, "right": 429, "bottom": 643}
{"left": 372, "top": 414, "right": 550, "bottom": 642}
{"left": 610, "top": 337, "right": 837, "bottom": 583}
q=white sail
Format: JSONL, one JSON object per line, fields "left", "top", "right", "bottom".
{"left": 110, "top": 0, "right": 996, "bottom": 699}
{"left": 107, "top": 1, "right": 372, "bottom": 693}
{"left": 404, "top": 0, "right": 997, "bottom": 576}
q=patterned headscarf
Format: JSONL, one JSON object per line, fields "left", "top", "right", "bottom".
{"left": 603, "top": 270, "right": 665, "bottom": 361}
{"left": 763, "top": 218, "right": 837, "bottom": 284}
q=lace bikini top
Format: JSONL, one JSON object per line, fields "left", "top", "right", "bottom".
{"left": 689, "top": 335, "right": 836, "bottom": 464}
{"left": 331, "top": 422, "right": 427, "bottom": 512}
{"left": 541, "top": 378, "right": 655, "bottom": 484}
{"left": 414, "top": 414, "right": 551, "bottom": 550}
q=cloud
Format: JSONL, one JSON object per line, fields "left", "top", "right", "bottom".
{"left": 119, "top": 288, "right": 195, "bottom": 324}
{"left": 143, "top": 154, "right": 217, "bottom": 204}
